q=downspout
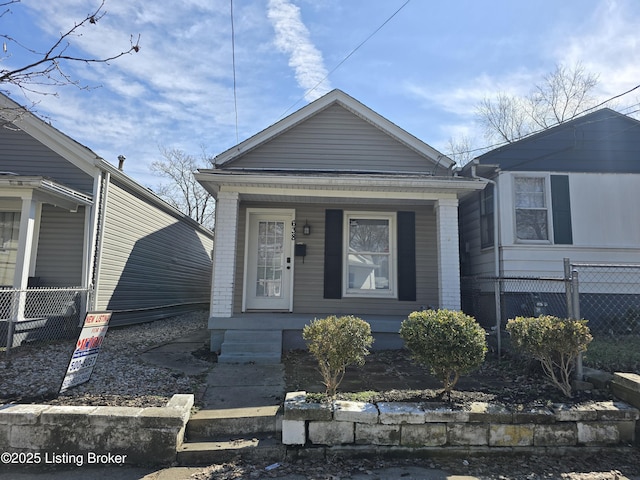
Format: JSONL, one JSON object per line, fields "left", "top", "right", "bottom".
{"left": 92, "top": 170, "right": 110, "bottom": 311}
{"left": 470, "top": 161, "right": 502, "bottom": 356}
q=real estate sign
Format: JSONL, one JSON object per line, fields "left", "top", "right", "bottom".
{"left": 59, "top": 311, "right": 112, "bottom": 393}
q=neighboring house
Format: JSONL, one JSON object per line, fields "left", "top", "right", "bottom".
{"left": 459, "top": 108, "right": 640, "bottom": 328}
{"left": 195, "top": 89, "right": 486, "bottom": 362}
{"left": 0, "top": 93, "right": 214, "bottom": 340}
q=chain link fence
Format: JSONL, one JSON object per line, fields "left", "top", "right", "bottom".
{"left": 571, "top": 263, "right": 640, "bottom": 336}
{"left": 462, "top": 259, "right": 640, "bottom": 344}
{"left": 1, "top": 287, "right": 92, "bottom": 352}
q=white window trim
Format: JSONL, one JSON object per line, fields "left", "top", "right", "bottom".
{"left": 512, "top": 173, "right": 554, "bottom": 244}
{"left": 343, "top": 211, "right": 397, "bottom": 299}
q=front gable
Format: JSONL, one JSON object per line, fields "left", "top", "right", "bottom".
{"left": 215, "top": 90, "right": 453, "bottom": 176}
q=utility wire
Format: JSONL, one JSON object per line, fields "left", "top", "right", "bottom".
{"left": 230, "top": 0, "right": 239, "bottom": 144}
{"left": 278, "top": 0, "right": 411, "bottom": 119}
{"left": 449, "top": 83, "right": 640, "bottom": 159}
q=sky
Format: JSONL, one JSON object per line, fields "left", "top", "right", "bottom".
{"left": 2, "top": 0, "right": 640, "bottom": 188}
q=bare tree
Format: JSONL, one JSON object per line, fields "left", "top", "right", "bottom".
{"left": 477, "top": 62, "right": 599, "bottom": 144}
{"left": 151, "top": 148, "right": 215, "bottom": 230}
{"left": 445, "top": 134, "right": 479, "bottom": 167}
{"left": 1, "top": 0, "right": 140, "bottom": 98}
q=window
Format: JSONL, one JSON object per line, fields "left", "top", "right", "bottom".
{"left": 480, "top": 184, "right": 494, "bottom": 248}
{"left": 344, "top": 212, "right": 396, "bottom": 297}
{"left": 0, "top": 212, "right": 21, "bottom": 286}
{"left": 514, "top": 176, "right": 549, "bottom": 241}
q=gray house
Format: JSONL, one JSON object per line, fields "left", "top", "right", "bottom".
{"left": 0, "top": 93, "right": 214, "bottom": 342}
{"left": 459, "top": 108, "right": 640, "bottom": 329}
{"left": 196, "top": 89, "right": 486, "bottom": 362}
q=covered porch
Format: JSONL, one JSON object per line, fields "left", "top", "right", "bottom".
{"left": 1, "top": 175, "right": 94, "bottom": 348}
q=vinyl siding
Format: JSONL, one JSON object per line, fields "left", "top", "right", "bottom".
{"left": 226, "top": 104, "right": 448, "bottom": 175}
{"left": 0, "top": 125, "right": 94, "bottom": 193}
{"left": 34, "top": 205, "right": 85, "bottom": 286}
{"left": 459, "top": 192, "right": 495, "bottom": 277}
{"left": 96, "top": 179, "right": 214, "bottom": 325}
{"left": 234, "top": 201, "right": 439, "bottom": 316}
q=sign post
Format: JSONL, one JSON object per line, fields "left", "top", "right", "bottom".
{"left": 59, "top": 311, "right": 112, "bottom": 394}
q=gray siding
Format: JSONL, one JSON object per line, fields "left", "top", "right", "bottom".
{"left": 34, "top": 205, "right": 85, "bottom": 286}
{"left": 0, "top": 126, "right": 94, "bottom": 193}
{"left": 96, "top": 179, "right": 214, "bottom": 325}
{"left": 226, "top": 105, "right": 448, "bottom": 175}
{"left": 234, "top": 201, "right": 439, "bottom": 316}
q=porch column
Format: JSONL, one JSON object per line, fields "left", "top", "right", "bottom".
{"left": 435, "top": 198, "right": 461, "bottom": 310}
{"left": 211, "top": 191, "right": 240, "bottom": 317}
{"left": 13, "top": 196, "right": 38, "bottom": 290}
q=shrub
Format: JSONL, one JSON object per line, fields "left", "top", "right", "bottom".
{"left": 399, "top": 309, "right": 487, "bottom": 397}
{"left": 506, "top": 315, "right": 593, "bottom": 398}
{"left": 302, "top": 315, "right": 374, "bottom": 397}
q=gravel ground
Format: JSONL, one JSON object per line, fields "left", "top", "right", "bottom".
{"left": 0, "top": 310, "right": 210, "bottom": 407}
{"left": 2, "top": 311, "right": 639, "bottom": 479}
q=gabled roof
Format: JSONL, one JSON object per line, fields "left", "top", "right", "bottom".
{"left": 475, "top": 108, "right": 640, "bottom": 173}
{"left": 213, "top": 89, "right": 455, "bottom": 171}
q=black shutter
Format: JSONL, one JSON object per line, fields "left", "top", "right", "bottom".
{"left": 324, "top": 209, "right": 343, "bottom": 299}
{"left": 551, "top": 175, "right": 573, "bottom": 245}
{"left": 397, "top": 211, "right": 416, "bottom": 301}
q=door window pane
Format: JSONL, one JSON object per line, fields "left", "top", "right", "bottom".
{"left": 255, "top": 220, "right": 284, "bottom": 297}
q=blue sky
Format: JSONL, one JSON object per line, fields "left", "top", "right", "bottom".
{"left": 3, "top": 0, "right": 640, "bottom": 187}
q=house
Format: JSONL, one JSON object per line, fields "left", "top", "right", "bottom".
{"left": 195, "top": 89, "right": 486, "bottom": 362}
{"left": 459, "top": 108, "right": 640, "bottom": 330}
{"left": 0, "top": 93, "right": 214, "bottom": 345}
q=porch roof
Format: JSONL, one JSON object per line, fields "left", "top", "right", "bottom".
{"left": 195, "top": 170, "right": 487, "bottom": 204}
{"left": 0, "top": 174, "right": 93, "bottom": 211}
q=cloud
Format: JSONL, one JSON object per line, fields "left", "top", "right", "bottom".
{"left": 267, "top": 0, "right": 331, "bottom": 101}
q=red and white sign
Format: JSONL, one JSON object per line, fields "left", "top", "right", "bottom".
{"left": 59, "top": 311, "right": 112, "bottom": 393}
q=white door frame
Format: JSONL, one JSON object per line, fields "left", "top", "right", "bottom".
{"left": 242, "top": 208, "right": 296, "bottom": 312}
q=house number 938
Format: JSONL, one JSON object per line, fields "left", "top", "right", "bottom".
{"left": 291, "top": 220, "right": 296, "bottom": 240}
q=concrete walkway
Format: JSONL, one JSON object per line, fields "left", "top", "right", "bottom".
{"left": 140, "top": 328, "right": 285, "bottom": 409}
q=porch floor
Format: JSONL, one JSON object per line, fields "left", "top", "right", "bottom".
{"left": 209, "top": 313, "right": 408, "bottom": 351}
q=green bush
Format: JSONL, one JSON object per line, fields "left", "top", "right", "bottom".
{"left": 399, "top": 309, "right": 487, "bottom": 396}
{"left": 506, "top": 315, "right": 592, "bottom": 398}
{"left": 302, "top": 315, "right": 374, "bottom": 397}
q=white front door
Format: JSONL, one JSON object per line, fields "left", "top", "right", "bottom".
{"left": 243, "top": 209, "right": 295, "bottom": 311}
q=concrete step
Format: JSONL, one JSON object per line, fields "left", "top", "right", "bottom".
{"left": 186, "top": 406, "right": 281, "bottom": 439}
{"left": 177, "top": 435, "right": 284, "bottom": 465}
{"left": 218, "top": 329, "right": 282, "bottom": 364}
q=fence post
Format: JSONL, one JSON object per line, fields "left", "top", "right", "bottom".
{"left": 564, "top": 258, "right": 573, "bottom": 319}
{"left": 571, "top": 269, "right": 584, "bottom": 380}
{"left": 494, "top": 277, "right": 502, "bottom": 357}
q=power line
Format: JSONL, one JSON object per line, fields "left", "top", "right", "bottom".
{"left": 230, "top": 0, "right": 239, "bottom": 144}
{"left": 278, "top": 0, "right": 411, "bottom": 119}
{"left": 448, "top": 84, "right": 640, "bottom": 160}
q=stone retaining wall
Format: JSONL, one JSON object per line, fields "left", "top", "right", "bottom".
{"left": 0, "top": 394, "right": 193, "bottom": 466}
{"left": 283, "top": 391, "right": 639, "bottom": 451}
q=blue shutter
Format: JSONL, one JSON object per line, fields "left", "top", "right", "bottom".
{"left": 397, "top": 211, "right": 416, "bottom": 301}
{"left": 551, "top": 175, "right": 573, "bottom": 245}
{"left": 323, "top": 209, "right": 343, "bottom": 299}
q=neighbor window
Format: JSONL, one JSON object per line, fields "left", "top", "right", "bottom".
{"left": 0, "top": 211, "right": 21, "bottom": 286}
{"left": 514, "top": 176, "right": 548, "bottom": 241}
{"left": 480, "top": 184, "right": 494, "bottom": 248}
{"left": 344, "top": 212, "right": 396, "bottom": 297}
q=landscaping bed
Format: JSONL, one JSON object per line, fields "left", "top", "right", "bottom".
{"left": 283, "top": 349, "right": 616, "bottom": 407}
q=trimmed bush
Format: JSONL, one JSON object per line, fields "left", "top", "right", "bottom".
{"left": 302, "top": 315, "right": 374, "bottom": 397}
{"left": 399, "top": 309, "right": 487, "bottom": 396}
{"left": 506, "top": 315, "right": 593, "bottom": 398}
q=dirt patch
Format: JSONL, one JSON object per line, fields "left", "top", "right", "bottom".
{"left": 283, "top": 349, "right": 615, "bottom": 407}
